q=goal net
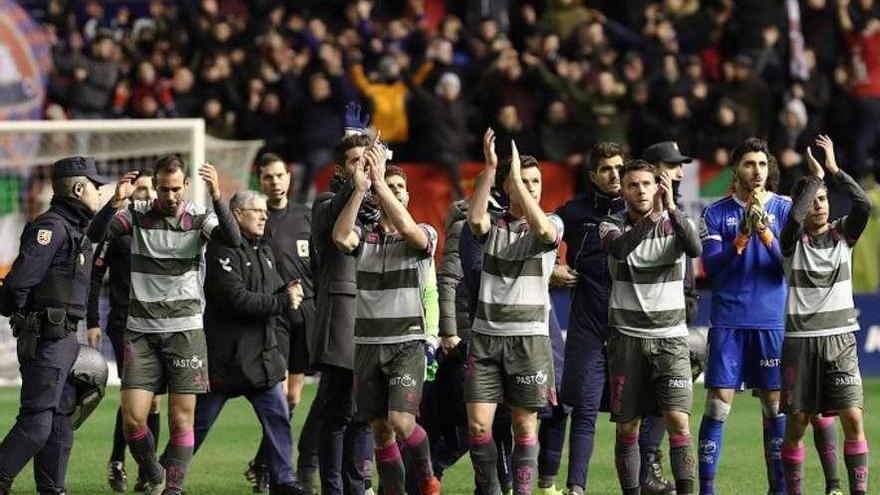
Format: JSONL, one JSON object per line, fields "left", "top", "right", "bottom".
{"left": 0, "top": 118, "right": 264, "bottom": 384}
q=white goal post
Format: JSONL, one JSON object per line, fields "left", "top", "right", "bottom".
{"left": 0, "top": 118, "right": 264, "bottom": 384}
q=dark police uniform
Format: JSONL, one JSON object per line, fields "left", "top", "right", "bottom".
{"left": 0, "top": 156, "right": 111, "bottom": 495}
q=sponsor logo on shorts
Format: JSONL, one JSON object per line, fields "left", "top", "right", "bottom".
{"left": 514, "top": 369, "right": 549, "bottom": 386}
{"left": 172, "top": 354, "right": 204, "bottom": 370}
{"left": 389, "top": 373, "right": 417, "bottom": 388}
{"left": 666, "top": 378, "right": 692, "bottom": 390}
{"left": 759, "top": 358, "right": 780, "bottom": 368}
{"left": 834, "top": 375, "right": 862, "bottom": 386}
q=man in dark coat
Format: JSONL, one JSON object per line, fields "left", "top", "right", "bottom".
{"left": 194, "top": 190, "right": 311, "bottom": 495}
{"left": 309, "top": 132, "right": 375, "bottom": 495}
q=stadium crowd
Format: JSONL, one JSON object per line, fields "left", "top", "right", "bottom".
{"left": 0, "top": 2, "right": 875, "bottom": 495}
{"left": 30, "top": 0, "right": 880, "bottom": 198}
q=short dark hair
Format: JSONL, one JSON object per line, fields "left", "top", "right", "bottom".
{"left": 588, "top": 142, "right": 624, "bottom": 171}
{"left": 333, "top": 134, "right": 373, "bottom": 168}
{"left": 52, "top": 176, "right": 88, "bottom": 198}
{"left": 730, "top": 137, "right": 779, "bottom": 190}
{"left": 789, "top": 175, "right": 826, "bottom": 205}
{"left": 384, "top": 165, "right": 407, "bottom": 183}
{"left": 730, "top": 137, "right": 770, "bottom": 169}
{"left": 495, "top": 154, "right": 540, "bottom": 191}
{"left": 137, "top": 168, "right": 154, "bottom": 178}
{"left": 620, "top": 159, "right": 657, "bottom": 181}
{"left": 255, "top": 152, "right": 286, "bottom": 177}
{"left": 153, "top": 154, "right": 188, "bottom": 178}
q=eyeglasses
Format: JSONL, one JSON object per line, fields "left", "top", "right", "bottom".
{"left": 238, "top": 208, "right": 267, "bottom": 214}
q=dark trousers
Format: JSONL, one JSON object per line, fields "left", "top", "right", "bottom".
{"left": 316, "top": 365, "right": 373, "bottom": 495}
{"left": 193, "top": 383, "right": 295, "bottom": 485}
{"left": 561, "top": 333, "right": 607, "bottom": 490}
{"left": 0, "top": 333, "right": 79, "bottom": 494}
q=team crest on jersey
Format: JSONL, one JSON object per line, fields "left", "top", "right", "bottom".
{"left": 36, "top": 229, "right": 52, "bottom": 245}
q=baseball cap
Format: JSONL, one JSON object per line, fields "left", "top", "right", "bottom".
{"left": 643, "top": 141, "right": 693, "bottom": 165}
{"left": 52, "top": 156, "right": 112, "bottom": 185}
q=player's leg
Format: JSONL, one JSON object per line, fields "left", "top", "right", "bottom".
{"left": 663, "top": 410, "right": 695, "bottom": 495}
{"left": 505, "top": 335, "right": 556, "bottom": 495}
{"left": 616, "top": 419, "right": 643, "bottom": 495}
{"left": 161, "top": 329, "right": 209, "bottom": 494}
{"left": 164, "top": 393, "right": 196, "bottom": 493}
{"left": 106, "top": 324, "right": 129, "bottom": 492}
{"left": 121, "top": 330, "right": 165, "bottom": 492}
{"left": 510, "top": 407, "right": 540, "bottom": 495}
{"left": 811, "top": 415, "right": 841, "bottom": 495}
{"left": 122, "top": 388, "right": 163, "bottom": 491}
{"left": 493, "top": 405, "right": 513, "bottom": 494}
{"left": 839, "top": 407, "right": 869, "bottom": 495}
{"left": 608, "top": 334, "right": 649, "bottom": 495}
{"left": 755, "top": 329, "right": 787, "bottom": 495}
{"left": 827, "top": 334, "right": 868, "bottom": 495}
{"left": 465, "top": 333, "right": 504, "bottom": 495}
{"left": 781, "top": 413, "right": 809, "bottom": 495}
{"left": 640, "top": 415, "right": 675, "bottom": 494}
{"left": 137, "top": 395, "right": 162, "bottom": 491}
{"left": 654, "top": 336, "right": 696, "bottom": 495}
{"left": 698, "top": 327, "right": 743, "bottom": 495}
{"left": 536, "top": 404, "right": 567, "bottom": 495}
{"left": 387, "top": 342, "right": 439, "bottom": 494}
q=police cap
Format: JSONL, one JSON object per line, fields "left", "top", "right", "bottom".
{"left": 52, "top": 156, "right": 112, "bottom": 185}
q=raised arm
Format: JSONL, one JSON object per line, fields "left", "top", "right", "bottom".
{"left": 659, "top": 172, "right": 701, "bottom": 257}
{"left": 600, "top": 214, "right": 660, "bottom": 260}
{"left": 199, "top": 163, "right": 241, "bottom": 247}
{"left": 468, "top": 128, "right": 498, "bottom": 237}
{"left": 367, "top": 145, "right": 430, "bottom": 251}
{"left": 506, "top": 140, "right": 557, "bottom": 244}
{"left": 88, "top": 170, "right": 140, "bottom": 241}
{"left": 781, "top": 145, "right": 825, "bottom": 256}
{"left": 332, "top": 163, "right": 370, "bottom": 254}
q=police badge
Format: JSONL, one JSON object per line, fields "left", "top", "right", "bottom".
{"left": 36, "top": 229, "right": 52, "bottom": 245}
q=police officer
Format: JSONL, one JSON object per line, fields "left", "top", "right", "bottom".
{"left": 0, "top": 156, "right": 124, "bottom": 495}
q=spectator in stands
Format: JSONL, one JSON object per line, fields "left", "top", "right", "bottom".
{"left": 291, "top": 71, "right": 349, "bottom": 202}
{"left": 410, "top": 72, "right": 469, "bottom": 198}
{"left": 65, "top": 33, "right": 119, "bottom": 118}
{"left": 698, "top": 98, "right": 749, "bottom": 167}
{"left": 771, "top": 98, "right": 814, "bottom": 195}
{"left": 493, "top": 104, "right": 538, "bottom": 160}
{"left": 348, "top": 53, "right": 434, "bottom": 159}
{"left": 838, "top": 0, "right": 880, "bottom": 179}
{"left": 171, "top": 67, "right": 200, "bottom": 118}
{"left": 540, "top": 100, "right": 587, "bottom": 169}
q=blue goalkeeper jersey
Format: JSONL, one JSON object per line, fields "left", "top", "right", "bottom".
{"left": 699, "top": 193, "right": 792, "bottom": 330}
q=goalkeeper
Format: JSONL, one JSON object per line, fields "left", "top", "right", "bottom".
{"left": 697, "top": 138, "right": 792, "bottom": 495}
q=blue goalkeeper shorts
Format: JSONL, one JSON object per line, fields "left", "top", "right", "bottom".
{"left": 704, "top": 327, "right": 783, "bottom": 390}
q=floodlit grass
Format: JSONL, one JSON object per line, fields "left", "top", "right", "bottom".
{"left": 0, "top": 381, "right": 877, "bottom": 493}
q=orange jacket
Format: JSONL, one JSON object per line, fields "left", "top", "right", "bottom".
{"left": 349, "top": 62, "right": 433, "bottom": 142}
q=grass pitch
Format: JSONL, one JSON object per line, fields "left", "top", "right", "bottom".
{"left": 1, "top": 381, "right": 878, "bottom": 494}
